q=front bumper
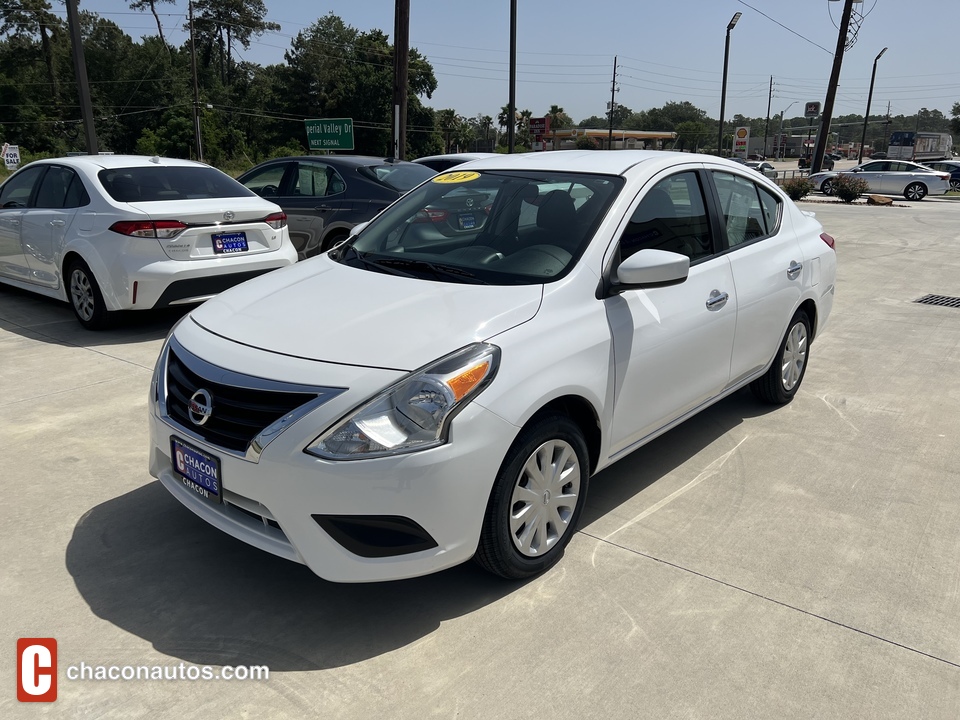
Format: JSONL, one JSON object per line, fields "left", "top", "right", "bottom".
{"left": 147, "top": 332, "right": 519, "bottom": 583}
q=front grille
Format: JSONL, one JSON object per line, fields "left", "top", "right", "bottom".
{"left": 914, "top": 294, "right": 960, "bottom": 309}
{"left": 165, "top": 346, "right": 320, "bottom": 452}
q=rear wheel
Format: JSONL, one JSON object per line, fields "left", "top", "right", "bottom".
{"left": 904, "top": 182, "right": 927, "bottom": 201}
{"left": 821, "top": 179, "right": 835, "bottom": 196}
{"left": 751, "top": 310, "right": 810, "bottom": 404}
{"left": 67, "top": 259, "right": 111, "bottom": 330}
{"left": 475, "top": 414, "right": 589, "bottom": 579}
{"left": 950, "top": 178, "right": 960, "bottom": 193}
{"left": 320, "top": 230, "right": 348, "bottom": 254}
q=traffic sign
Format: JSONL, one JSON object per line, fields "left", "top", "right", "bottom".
{"left": 804, "top": 101, "right": 821, "bottom": 118}
{"left": 304, "top": 118, "right": 354, "bottom": 151}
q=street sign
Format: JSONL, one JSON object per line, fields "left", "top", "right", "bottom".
{"left": 2, "top": 142, "right": 20, "bottom": 169}
{"left": 304, "top": 118, "right": 354, "bottom": 151}
{"left": 528, "top": 117, "right": 550, "bottom": 139}
{"left": 804, "top": 101, "right": 821, "bottom": 118}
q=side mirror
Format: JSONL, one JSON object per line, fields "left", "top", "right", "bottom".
{"left": 615, "top": 249, "right": 690, "bottom": 289}
{"left": 347, "top": 221, "right": 369, "bottom": 240}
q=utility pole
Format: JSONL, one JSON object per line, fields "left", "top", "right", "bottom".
{"left": 508, "top": 0, "right": 517, "bottom": 153}
{"left": 607, "top": 56, "right": 618, "bottom": 150}
{"left": 811, "top": 0, "right": 855, "bottom": 174}
{"left": 392, "top": 0, "right": 410, "bottom": 159}
{"left": 66, "top": 0, "right": 98, "bottom": 154}
{"left": 763, "top": 75, "right": 773, "bottom": 158}
{"left": 189, "top": 0, "right": 203, "bottom": 162}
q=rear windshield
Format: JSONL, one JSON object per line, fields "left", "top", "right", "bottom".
{"left": 98, "top": 166, "right": 256, "bottom": 202}
{"left": 357, "top": 163, "right": 437, "bottom": 192}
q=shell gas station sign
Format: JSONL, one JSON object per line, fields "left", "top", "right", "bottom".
{"left": 733, "top": 127, "right": 749, "bottom": 158}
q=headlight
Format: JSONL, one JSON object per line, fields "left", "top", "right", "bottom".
{"left": 306, "top": 343, "right": 500, "bottom": 460}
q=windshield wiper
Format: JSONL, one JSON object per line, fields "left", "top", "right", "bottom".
{"left": 378, "top": 257, "right": 491, "bottom": 285}
{"left": 337, "top": 245, "right": 418, "bottom": 278}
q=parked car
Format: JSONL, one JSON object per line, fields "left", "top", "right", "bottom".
{"left": 412, "top": 152, "right": 501, "bottom": 172}
{"left": 747, "top": 153, "right": 766, "bottom": 161}
{"left": 0, "top": 155, "right": 297, "bottom": 329}
{"left": 236, "top": 156, "right": 437, "bottom": 259}
{"left": 148, "top": 150, "right": 837, "bottom": 583}
{"left": 868, "top": 151, "right": 887, "bottom": 160}
{"left": 745, "top": 160, "right": 778, "bottom": 178}
{"left": 921, "top": 160, "right": 960, "bottom": 193}
{"left": 798, "top": 155, "right": 835, "bottom": 171}
{"left": 807, "top": 160, "right": 951, "bottom": 200}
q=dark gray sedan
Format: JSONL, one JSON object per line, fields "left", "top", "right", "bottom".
{"left": 237, "top": 156, "right": 436, "bottom": 259}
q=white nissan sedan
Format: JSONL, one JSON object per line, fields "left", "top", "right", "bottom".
{"left": 148, "top": 151, "right": 837, "bottom": 582}
{"left": 0, "top": 155, "right": 297, "bottom": 329}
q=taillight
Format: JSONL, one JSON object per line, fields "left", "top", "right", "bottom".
{"left": 413, "top": 208, "right": 448, "bottom": 223}
{"left": 264, "top": 211, "right": 287, "bottom": 229}
{"left": 820, "top": 232, "right": 835, "bottom": 250}
{"left": 110, "top": 220, "right": 187, "bottom": 239}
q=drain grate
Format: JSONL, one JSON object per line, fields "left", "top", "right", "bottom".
{"left": 914, "top": 294, "right": 960, "bottom": 308}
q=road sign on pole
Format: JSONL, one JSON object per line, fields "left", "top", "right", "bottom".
{"left": 804, "top": 101, "right": 821, "bottom": 118}
{"left": 304, "top": 118, "right": 355, "bottom": 151}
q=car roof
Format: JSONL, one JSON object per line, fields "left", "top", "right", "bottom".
{"left": 257, "top": 155, "right": 417, "bottom": 168}
{"left": 412, "top": 152, "right": 501, "bottom": 164}
{"left": 27, "top": 155, "right": 210, "bottom": 171}
{"left": 442, "top": 149, "right": 737, "bottom": 176}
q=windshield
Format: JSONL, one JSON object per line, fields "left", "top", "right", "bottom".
{"left": 331, "top": 169, "right": 623, "bottom": 286}
{"left": 358, "top": 162, "right": 437, "bottom": 192}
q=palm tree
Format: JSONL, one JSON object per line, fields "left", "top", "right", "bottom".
{"left": 547, "top": 104, "right": 569, "bottom": 149}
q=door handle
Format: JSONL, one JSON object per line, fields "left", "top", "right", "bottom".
{"left": 49, "top": 219, "right": 65, "bottom": 227}
{"left": 705, "top": 290, "right": 729, "bottom": 311}
{"left": 786, "top": 261, "right": 802, "bottom": 280}
{"left": 9, "top": 219, "right": 19, "bottom": 226}
{"left": 315, "top": 205, "right": 333, "bottom": 212}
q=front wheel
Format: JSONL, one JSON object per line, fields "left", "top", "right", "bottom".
{"left": 475, "top": 414, "right": 589, "bottom": 579}
{"left": 904, "top": 182, "right": 927, "bottom": 201}
{"left": 67, "top": 259, "right": 111, "bottom": 330}
{"left": 950, "top": 178, "right": 960, "bottom": 193}
{"left": 821, "top": 179, "right": 835, "bottom": 196}
{"left": 751, "top": 310, "right": 811, "bottom": 404}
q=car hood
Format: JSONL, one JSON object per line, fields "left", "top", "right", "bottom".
{"left": 188, "top": 255, "right": 543, "bottom": 371}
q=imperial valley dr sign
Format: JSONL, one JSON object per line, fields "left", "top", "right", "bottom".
{"left": 304, "top": 119, "right": 355, "bottom": 151}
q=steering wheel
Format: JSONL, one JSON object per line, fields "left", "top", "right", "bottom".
{"left": 259, "top": 185, "right": 279, "bottom": 197}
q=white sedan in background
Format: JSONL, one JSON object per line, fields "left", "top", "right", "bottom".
{"left": 148, "top": 150, "right": 837, "bottom": 583}
{"left": 808, "top": 159, "right": 951, "bottom": 200}
{"left": 0, "top": 155, "right": 297, "bottom": 329}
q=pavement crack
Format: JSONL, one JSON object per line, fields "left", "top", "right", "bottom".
{"left": 580, "top": 530, "right": 960, "bottom": 671}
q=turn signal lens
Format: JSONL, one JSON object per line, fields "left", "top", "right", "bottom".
{"left": 820, "top": 232, "right": 835, "bottom": 249}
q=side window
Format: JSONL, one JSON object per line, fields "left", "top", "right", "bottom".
{"left": 63, "top": 173, "right": 90, "bottom": 208}
{"left": 618, "top": 172, "right": 712, "bottom": 262}
{"left": 713, "top": 171, "right": 772, "bottom": 247}
{"left": 34, "top": 166, "right": 76, "bottom": 208}
{"left": 294, "top": 162, "right": 344, "bottom": 197}
{"left": 240, "top": 164, "right": 286, "bottom": 197}
{"left": 0, "top": 165, "right": 46, "bottom": 208}
{"left": 758, "top": 185, "right": 780, "bottom": 234}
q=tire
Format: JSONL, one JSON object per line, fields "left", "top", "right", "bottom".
{"left": 475, "top": 414, "right": 589, "bottom": 579}
{"left": 903, "top": 182, "right": 927, "bottom": 201}
{"left": 821, "top": 179, "right": 835, "bottom": 196}
{"left": 950, "top": 178, "right": 960, "bottom": 193}
{"left": 67, "top": 259, "right": 111, "bottom": 330}
{"left": 750, "top": 310, "right": 811, "bottom": 405}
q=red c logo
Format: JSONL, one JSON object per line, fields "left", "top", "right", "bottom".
{"left": 17, "top": 638, "right": 57, "bottom": 702}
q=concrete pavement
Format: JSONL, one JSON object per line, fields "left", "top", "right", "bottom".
{"left": 2, "top": 199, "right": 959, "bottom": 719}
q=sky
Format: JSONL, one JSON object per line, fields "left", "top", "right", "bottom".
{"left": 66, "top": 0, "right": 960, "bottom": 127}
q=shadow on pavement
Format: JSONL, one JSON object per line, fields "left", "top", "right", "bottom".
{"left": 66, "top": 387, "right": 779, "bottom": 671}
{"left": 65, "top": 482, "right": 524, "bottom": 671}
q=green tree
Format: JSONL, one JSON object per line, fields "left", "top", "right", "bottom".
{"left": 0, "top": 0, "right": 63, "bottom": 102}
{"left": 191, "top": 0, "right": 279, "bottom": 85}
{"left": 951, "top": 102, "right": 960, "bottom": 135}
{"left": 546, "top": 104, "right": 571, "bottom": 148}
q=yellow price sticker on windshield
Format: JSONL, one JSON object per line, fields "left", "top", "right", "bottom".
{"left": 432, "top": 171, "right": 480, "bottom": 184}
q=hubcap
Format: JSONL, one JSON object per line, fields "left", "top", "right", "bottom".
{"left": 509, "top": 439, "right": 581, "bottom": 557}
{"left": 70, "top": 269, "right": 95, "bottom": 321}
{"left": 781, "top": 321, "right": 808, "bottom": 391}
{"left": 906, "top": 184, "right": 923, "bottom": 200}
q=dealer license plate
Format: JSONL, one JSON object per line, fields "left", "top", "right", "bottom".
{"left": 212, "top": 231, "right": 248, "bottom": 254}
{"left": 171, "top": 437, "right": 222, "bottom": 504}
{"left": 458, "top": 213, "right": 476, "bottom": 230}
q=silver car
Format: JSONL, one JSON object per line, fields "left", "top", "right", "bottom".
{"left": 808, "top": 160, "right": 950, "bottom": 200}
